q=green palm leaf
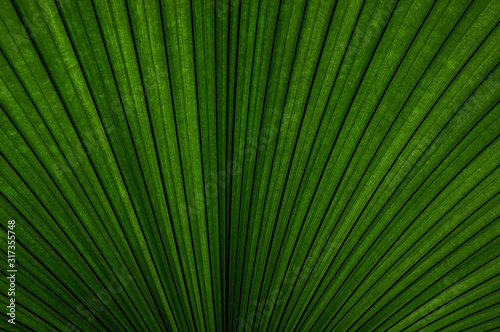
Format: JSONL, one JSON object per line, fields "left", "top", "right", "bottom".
{"left": 1, "top": 0, "right": 499, "bottom": 331}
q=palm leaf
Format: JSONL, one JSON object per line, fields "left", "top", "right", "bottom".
{"left": 1, "top": 0, "right": 499, "bottom": 331}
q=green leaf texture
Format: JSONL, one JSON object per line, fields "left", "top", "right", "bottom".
{"left": 1, "top": 0, "right": 499, "bottom": 331}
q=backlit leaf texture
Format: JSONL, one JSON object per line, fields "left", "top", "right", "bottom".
{"left": 1, "top": 0, "right": 499, "bottom": 331}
